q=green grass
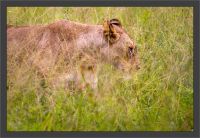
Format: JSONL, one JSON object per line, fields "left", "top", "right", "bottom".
{"left": 7, "top": 7, "right": 193, "bottom": 131}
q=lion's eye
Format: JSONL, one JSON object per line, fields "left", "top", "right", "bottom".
{"left": 128, "top": 47, "right": 134, "bottom": 54}
{"left": 88, "top": 65, "right": 94, "bottom": 70}
{"left": 128, "top": 47, "right": 133, "bottom": 52}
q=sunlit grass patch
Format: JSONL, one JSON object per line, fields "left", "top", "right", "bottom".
{"left": 7, "top": 7, "right": 193, "bottom": 131}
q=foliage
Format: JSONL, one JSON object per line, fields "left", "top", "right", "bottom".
{"left": 7, "top": 7, "right": 193, "bottom": 131}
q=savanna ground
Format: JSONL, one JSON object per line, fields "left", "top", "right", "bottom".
{"left": 7, "top": 7, "right": 193, "bottom": 131}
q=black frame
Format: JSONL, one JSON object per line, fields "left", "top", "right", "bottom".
{"left": 1, "top": 0, "right": 199, "bottom": 138}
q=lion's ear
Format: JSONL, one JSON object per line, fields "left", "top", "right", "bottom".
{"left": 109, "top": 25, "right": 120, "bottom": 41}
{"left": 110, "top": 18, "right": 122, "bottom": 28}
{"left": 103, "top": 19, "right": 120, "bottom": 43}
{"left": 103, "top": 20, "right": 110, "bottom": 37}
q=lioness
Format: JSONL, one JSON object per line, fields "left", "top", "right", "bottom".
{"left": 7, "top": 19, "right": 140, "bottom": 90}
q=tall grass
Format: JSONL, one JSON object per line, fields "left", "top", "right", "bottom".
{"left": 7, "top": 7, "right": 193, "bottom": 131}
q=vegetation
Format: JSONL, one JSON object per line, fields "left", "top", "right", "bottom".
{"left": 7, "top": 7, "right": 193, "bottom": 131}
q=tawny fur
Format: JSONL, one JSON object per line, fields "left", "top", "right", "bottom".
{"left": 7, "top": 19, "right": 140, "bottom": 90}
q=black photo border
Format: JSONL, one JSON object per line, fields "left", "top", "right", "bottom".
{"left": 0, "top": 0, "right": 199, "bottom": 138}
